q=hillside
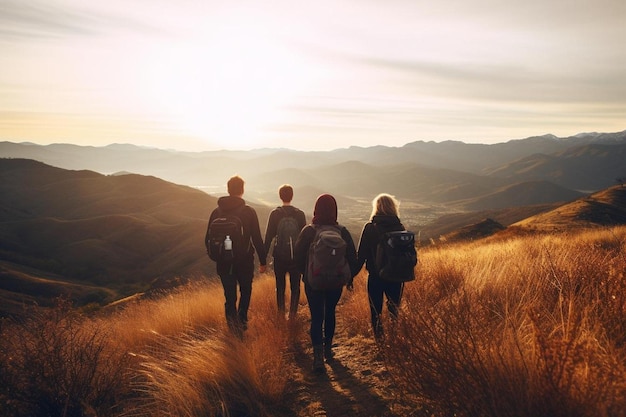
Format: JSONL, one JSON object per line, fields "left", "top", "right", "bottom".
{"left": 483, "top": 143, "right": 626, "bottom": 191}
{"left": 419, "top": 203, "right": 560, "bottom": 243}
{"left": 511, "top": 185, "right": 626, "bottom": 232}
{"left": 0, "top": 261, "right": 116, "bottom": 317}
{"left": 440, "top": 218, "right": 506, "bottom": 243}
{"left": 0, "top": 158, "right": 250, "bottom": 315}
{"left": 3, "top": 226, "right": 626, "bottom": 417}
{"left": 455, "top": 180, "right": 584, "bottom": 211}
{"left": 421, "top": 184, "right": 626, "bottom": 244}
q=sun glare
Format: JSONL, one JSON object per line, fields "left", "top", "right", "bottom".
{"left": 137, "top": 17, "right": 316, "bottom": 149}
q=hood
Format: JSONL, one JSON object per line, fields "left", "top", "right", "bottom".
{"left": 217, "top": 195, "right": 245, "bottom": 212}
{"left": 372, "top": 214, "right": 401, "bottom": 227}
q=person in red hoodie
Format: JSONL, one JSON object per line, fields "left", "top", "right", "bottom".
{"left": 294, "top": 194, "right": 359, "bottom": 372}
{"left": 206, "top": 175, "right": 267, "bottom": 336}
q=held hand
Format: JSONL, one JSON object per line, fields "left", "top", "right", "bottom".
{"left": 259, "top": 264, "right": 267, "bottom": 274}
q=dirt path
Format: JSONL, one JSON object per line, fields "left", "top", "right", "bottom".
{"left": 280, "top": 321, "right": 423, "bottom": 417}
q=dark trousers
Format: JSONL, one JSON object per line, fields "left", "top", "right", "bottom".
{"left": 274, "top": 261, "right": 302, "bottom": 315}
{"left": 304, "top": 280, "right": 342, "bottom": 346}
{"left": 367, "top": 276, "right": 404, "bottom": 337}
{"left": 219, "top": 268, "right": 253, "bottom": 331}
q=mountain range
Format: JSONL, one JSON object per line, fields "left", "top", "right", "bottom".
{"left": 2, "top": 130, "right": 626, "bottom": 204}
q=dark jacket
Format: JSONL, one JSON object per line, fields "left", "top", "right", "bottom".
{"left": 294, "top": 223, "right": 360, "bottom": 284}
{"left": 264, "top": 205, "right": 307, "bottom": 258}
{"left": 357, "top": 215, "right": 404, "bottom": 278}
{"left": 207, "top": 196, "right": 267, "bottom": 267}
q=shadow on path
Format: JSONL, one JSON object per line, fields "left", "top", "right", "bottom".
{"left": 290, "top": 342, "right": 409, "bottom": 417}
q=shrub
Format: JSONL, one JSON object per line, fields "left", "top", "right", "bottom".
{"left": 0, "top": 299, "right": 132, "bottom": 417}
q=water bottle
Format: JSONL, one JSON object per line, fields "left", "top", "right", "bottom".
{"left": 224, "top": 235, "right": 232, "bottom": 251}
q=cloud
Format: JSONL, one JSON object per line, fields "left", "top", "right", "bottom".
{"left": 0, "top": 1, "right": 96, "bottom": 38}
{"left": 0, "top": 0, "right": 165, "bottom": 40}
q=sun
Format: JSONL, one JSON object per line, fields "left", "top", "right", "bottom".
{"left": 137, "top": 17, "right": 317, "bottom": 150}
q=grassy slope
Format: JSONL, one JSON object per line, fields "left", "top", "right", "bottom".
{"left": 0, "top": 159, "right": 223, "bottom": 312}
{"left": 512, "top": 185, "right": 626, "bottom": 232}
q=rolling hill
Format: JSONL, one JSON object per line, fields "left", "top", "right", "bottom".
{"left": 483, "top": 143, "right": 626, "bottom": 191}
{"left": 511, "top": 185, "right": 626, "bottom": 232}
{"left": 454, "top": 181, "right": 584, "bottom": 211}
{"left": 0, "top": 158, "right": 271, "bottom": 316}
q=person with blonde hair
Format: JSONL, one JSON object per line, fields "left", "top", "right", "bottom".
{"left": 357, "top": 193, "right": 408, "bottom": 339}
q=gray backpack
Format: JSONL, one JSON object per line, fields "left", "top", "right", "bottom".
{"left": 307, "top": 225, "right": 351, "bottom": 290}
{"left": 273, "top": 210, "right": 300, "bottom": 263}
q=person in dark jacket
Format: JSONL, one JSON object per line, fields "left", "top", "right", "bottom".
{"left": 357, "top": 193, "right": 406, "bottom": 339}
{"left": 294, "top": 194, "right": 359, "bottom": 372}
{"left": 206, "top": 175, "right": 267, "bottom": 335}
{"left": 264, "top": 184, "right": 307, "bottom": 319}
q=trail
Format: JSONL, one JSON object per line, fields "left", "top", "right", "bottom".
{"left": 279, "top": 319, "right": 423, "bottom": 417}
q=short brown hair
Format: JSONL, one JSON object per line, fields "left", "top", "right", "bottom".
{"left": 227, "top": 175, "right": 244, "bottom": 196}
{"left": 279, "top": 184, "right": 293, "bottom": 203}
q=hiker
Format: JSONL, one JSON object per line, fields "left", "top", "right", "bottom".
{"left": 205, "top": 175, "right": 267, "bottom": 335}
{"left": 294, "top": 194, "right": 359, "bottom": 372}
{"left": 357, "top": 193, "right": 413, "bottom": 339}
{"left": 264, "top": 184, "right": 307, "bottom": 319}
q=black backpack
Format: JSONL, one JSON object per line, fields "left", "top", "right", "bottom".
{"left": 273, "top": 208, "right": 300, "bottom": 263}
{"left": 375, "top": 225, "right": 417, "bottom": 282}
{"left": 205, "top": 207, "right": 247, "bottom": 264}
{"left": 307, "top": 225, "right": 352, "bottom": 290}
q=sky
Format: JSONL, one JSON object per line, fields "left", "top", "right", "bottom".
{"left": 1, "top": 0, "right": 625, "bottom": 152}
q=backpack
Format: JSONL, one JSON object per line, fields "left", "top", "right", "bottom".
{"left": 307, "top": 225, "right": 352, "bottom": 291}
{"left": 375, "top": 225, "right": 418, "bottom": 282}
{"left": 273, "top": 209, "right": 300, "bottom": 263}
{"left": 205, "top": 207, "right": 247, "bottom": 264}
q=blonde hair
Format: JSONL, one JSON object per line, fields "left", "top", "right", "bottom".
{"left": 370, "top": 193, "right": 399, "bottom": 219}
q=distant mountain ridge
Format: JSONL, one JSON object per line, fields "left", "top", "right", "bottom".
{"left": 2, "top": 130, "right": 625, "bottom": 203}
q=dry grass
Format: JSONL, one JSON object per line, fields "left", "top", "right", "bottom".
{"left": 0, "top": 299, "right": 133, "bottom": 417}
{"left": 0, "top": 277, "right": 307, "bottom": 417}
{"left": 112, "top": 277, "right": 306, "bottom": 417}
{"left": 375, "top": 226, "right": 626, "bottom": 417}
{"left": 2, "top": 226, "right": 626, "bottom": 416}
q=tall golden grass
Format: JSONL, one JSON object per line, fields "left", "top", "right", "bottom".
{"left": 0, "top": 277, "right": 306, "bottom": 417}
{"left": 1, "top": 226, "right": 625, "bottom": 416}
{"left": 373, "top": 226, "right": 626, "bottom": 417}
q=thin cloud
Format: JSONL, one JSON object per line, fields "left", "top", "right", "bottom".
{"left": 0, "top": 0, "right": 167, "bottom": 40}
{"left": 356, "top": 56, "right": 626, "bottom": 104}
